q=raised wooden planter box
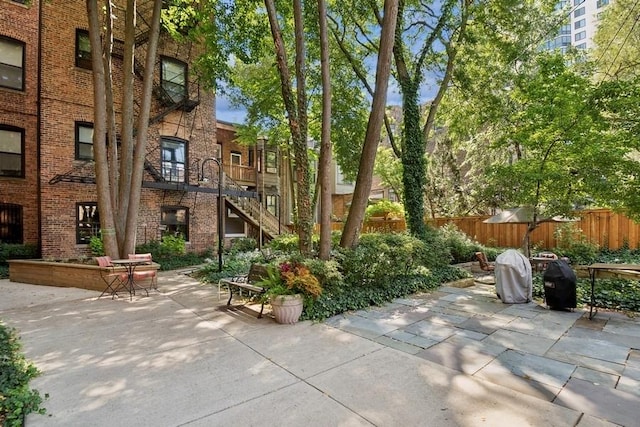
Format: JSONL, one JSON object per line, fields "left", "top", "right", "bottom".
{"left": 8, "top": 259, "right": 159, "bottom": 292}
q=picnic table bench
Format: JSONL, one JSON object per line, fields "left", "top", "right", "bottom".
{"left": 219, "top": 264, "right": 269, "bottom": 318}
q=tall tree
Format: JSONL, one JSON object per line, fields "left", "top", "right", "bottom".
{"left": 340, "top": 0, "right": 399, "bottom": 248}
{"left": 317, "top": 0, "right": 333, "bottom": 260}
{"left": 264, "top": 0, "right": 313, "bottom": 254}
{"left": 592, "top": 0, "right": 640, "bottom": 81}
{"left": 86, "top": 0, "right": 163, "bottom": 258}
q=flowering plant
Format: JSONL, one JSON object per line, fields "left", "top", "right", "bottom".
{"left": 258, "top": 261, "right": 322, "bottom": 299}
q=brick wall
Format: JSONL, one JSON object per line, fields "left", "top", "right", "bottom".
{"left": 0, "top": 0, "right": 40, "bottom": 247}
{"left": 5, "top": 0, "right": 217, "bottom": 258}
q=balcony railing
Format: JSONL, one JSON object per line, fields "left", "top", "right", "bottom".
{"left": 223, "top": 164, "right": 256, "bottom": 184}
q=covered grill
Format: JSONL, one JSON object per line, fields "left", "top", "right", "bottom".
{"left": 542, "top": 259, "right": 577, "bottom": 310}
{"left": 495, "top": 249, "right": 533, "bottom": 303}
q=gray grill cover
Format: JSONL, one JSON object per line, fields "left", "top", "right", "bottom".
{"left": 495, "top": 249, "right": 532, "bottom": 303}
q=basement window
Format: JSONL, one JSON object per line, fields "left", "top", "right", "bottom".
{"left": 161, "top": 206, "right": 189, "bottom": 240}
{"left": 76, "top": 202, "right": 100, "bottom": 244}
{"left": 0, "top": 203, "right": 23, "bottom": 243}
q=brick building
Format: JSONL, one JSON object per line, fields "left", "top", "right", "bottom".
{"left": 1, "top": 0, "right": 285, "bottom": 259}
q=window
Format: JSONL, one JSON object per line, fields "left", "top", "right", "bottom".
{"left": 576, "top": 42, "right": 587, "bottom": 49}
{"left": 248, "top": 149, "right": 254, "bottom": 167}
{"left": 231, "top": 151, "right": 241, "bottom": 165}
{"left": 75, "top": 29, "right": 91, "bottom": 69}
{"left": 574, "top": 7, "right": 585, "bottom": 17}
{"left": 265, "top": 195, "right": 277, "bottom": 216}
{"left": 161, "top": 137, "right": 186, "bottom": 182}
{"left": 161, "top": 206, "right": 189, "bottom": 240}
{"left": 77, "top": 202, "right": 100, "bottom": 244}
{"left": 0, "top": 125, "right": 24, "bottom": 177}
{"left": 575, "top": 31, "right": 586, "bottom": 42}
{"left": 0, "top": 36, "right": 25, "bottom": 91}
{"left": 573, "top": 0, "right": 584, "bottom": 5}
{"left": 597, "top": 0, "right": 609, "bottom": 7}
{"left": 160, "top": 57, "right": 187, "bottom": 103}
{"left": 0, "top": 203, "right": 22, "bottom": 243}
{"left": 75, "top": 122, "right": 94, "bottom": 160}
{"left": 559, "top": 25, "right": 571, "bottom": 35}
{"left": 574, "top": 19, "right": 586, "bottom": 29}
{"left": 265, "top": 150, "right": 277, "bottom": 174}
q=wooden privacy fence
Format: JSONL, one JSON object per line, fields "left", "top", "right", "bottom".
{"left": 321, "top": 209, "right": 640, "bottom": 250}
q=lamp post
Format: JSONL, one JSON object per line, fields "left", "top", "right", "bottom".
{"left": 200, "top": 157, "right": 223, "bottom": 272}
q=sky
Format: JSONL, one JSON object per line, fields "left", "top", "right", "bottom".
{"left": 215, "top": 80, "right": 436, "bottom": 125}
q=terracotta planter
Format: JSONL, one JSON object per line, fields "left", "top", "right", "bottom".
{"left": 270, "top": 294, "right": 303, "bottom": 324}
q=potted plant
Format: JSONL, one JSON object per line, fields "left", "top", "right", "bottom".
{"left": 258, "top": 261, "right": 322, "bottom": 324}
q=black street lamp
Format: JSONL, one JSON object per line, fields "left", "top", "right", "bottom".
{"left": 200, "top": 157, "right": 223, "bottom": 272}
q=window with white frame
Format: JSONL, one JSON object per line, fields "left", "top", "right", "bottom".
{"left": 574, "top": 19, "right": 586, "bottom": 29}
{"left": 231, "top": 151, "right": 241, "bottom": 165}
{"left": 574, "top": 7, "right": 585, "bottom": 17}
{"left": 161, "top": 206, "right": 189, "bottom": 240}
{"left": 265, "top": 150, "right": 277, "bottom": 174}
{"left": 0, "top": 125, "right": 24, "bottom": 177}
{"left": 160, "top": 56, "right": 187, "bottom": 103}
{"left": 161, "top": 137, "right": 186, "bottom": 182}
{"left": 75, "top": 122, "right": 93, "bottom": 160}
{"left": 77, "top": 202, "right": 100, "bottom": 244}
{"left": 575, "top": 31, "right": 586, "bottom": 42}
{"left": 0, "top": 36, "right": 25, "bottom": 91}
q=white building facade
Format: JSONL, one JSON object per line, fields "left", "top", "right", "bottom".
{"left": 544, "top": 0, "right": 612, "bottom": 51}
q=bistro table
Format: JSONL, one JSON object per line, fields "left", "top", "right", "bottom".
{"left": 111, "top": 258, "right": 151, "bottom": 299}
{"left": 587, "top": 263, "right": 640, "bottom": 319}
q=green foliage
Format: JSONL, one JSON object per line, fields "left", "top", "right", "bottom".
{"left": 553, "top": 223, "right": 599, "bottom": 265}
{"left": 226, "top": 238, "right": 257, "bottom": 254}
{"left": 89, "top": 236, "right": 104, "bottom": 256}
{"left": 267, "top": 234, "right": 300, "bottom": 252}
{"left": 134, "top": 236, "right": 206, "bottom": 271}
{"left": 337, "top": 232, "right": 451, "bottom": 288}
{"left": 365, "top": 200, "right": 404, "bottom": 220}
{"left": 0, "top": 244, "right": 38, "bottom": 279}
{"left": 302, "top": 267, "right": 470, "bottom": 321}
{"left": 0, "top": 322, "right": 46, "bottom": 426}
{"left": 0, "top": 244, "right": 38, "bottom": 265}
{"left": 195, "top": 250, "right": 265, "bottom": 283}
{"left": 437, "top": 223, "right": 490, "bottom": 263}
{"left": 136, "top": 235, "right": 186, "bottom": 258}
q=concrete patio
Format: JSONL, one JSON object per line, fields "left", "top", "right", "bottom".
{"left": 0, "top": 269, "right": 638, "bottom": 426}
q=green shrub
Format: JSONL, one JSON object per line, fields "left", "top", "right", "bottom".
{"left": 337, "top": 232, "right": 451, "bottom": 289}
{"left": 0, "top": 322, "right": 47, "bottom": 426}
{"left": 89, "top": 235, "right": 104, "bottom": 256}
{"left": 226, "top": 238, "right": 257, "bottom": 254}
{"left": 0, "top": 244, "right": 38, "bottom": 265}
{"left": 301, "top": 266, "right": 470, "bottom": 321}
{"left": 553, "top": 223, "right": 598, "bottom": 265}
{"left": 365, "top": 200, "right": 404, "bottom": 220}
{"left": 266, "top": 234, "right": 300, "bottom": 252}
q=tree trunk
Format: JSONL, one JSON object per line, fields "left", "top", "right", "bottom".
{"left": 86, "top": 0, "right": 118, "bottom": 257}
{"left": 340, "top": 0, "right": 399, "bottom": 248}
{"left": 317, "top": 0, "right": 332, "bottom": 260}
{"left": 264, "top": 0, "right": 313, "bottom": 255}
{"left": 123, "top": 0, "right": 163, "bottom": 257}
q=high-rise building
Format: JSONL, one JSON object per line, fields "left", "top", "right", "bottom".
{"left": 544, "top": 0, "right": 612, "bottom": 52}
